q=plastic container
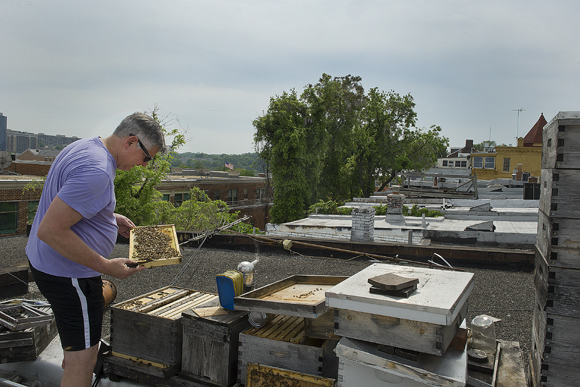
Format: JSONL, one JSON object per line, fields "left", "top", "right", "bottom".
{"left": 470, "top": 315, "right": 496, "bottom": 356}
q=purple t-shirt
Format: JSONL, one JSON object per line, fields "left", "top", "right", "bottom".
{"left": 26, "top": 137, "right": 118, "bottom": 278}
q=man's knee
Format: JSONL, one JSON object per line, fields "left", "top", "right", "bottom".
{"left": 63, "top": 344, "right": 99, "bottom": 369}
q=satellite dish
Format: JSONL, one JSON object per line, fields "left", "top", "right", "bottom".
{"left": 0, "top": 151, "right": 12, "bottom": 172}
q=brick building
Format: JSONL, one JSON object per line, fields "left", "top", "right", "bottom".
{"left": 0, "top": 166, "right": 272, "bottom": 237}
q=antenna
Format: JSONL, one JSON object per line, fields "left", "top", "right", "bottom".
{"left": 512, "top": 108, "right": 526, "bottom": 139}
{"left": 0, "top": 151, "right": 12, "bottom": 174}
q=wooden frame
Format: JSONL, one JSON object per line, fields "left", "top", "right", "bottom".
{"left": 234, "top": 275, "right": 347, "bottom": 318}
{"left": 129, "top": 224, "right": 182, "bottom": 268}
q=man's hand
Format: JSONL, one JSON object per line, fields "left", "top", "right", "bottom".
{"left": 115, "top": 214, "right": 135, "bottom": 238}
{"left": 103, "top": 258, "right": 147, "bottom": 279}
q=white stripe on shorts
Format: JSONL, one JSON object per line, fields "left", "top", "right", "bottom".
{"left": 71, "top": 278, "right": 91, "bottom": 349}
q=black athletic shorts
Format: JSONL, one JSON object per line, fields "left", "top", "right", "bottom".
{"left": 29, "top": 262, "right": 103, "bottom": 351}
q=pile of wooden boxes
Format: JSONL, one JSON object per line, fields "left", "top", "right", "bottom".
{"left": 0, "top": 301, "right": 56, "bottom": 364}
{"left": 234, "top": 275, "right": 347, "bottom": 386}
{"left": 105, "top": 286, "right": 220, "bottom": 383}
{"left": 326, "top": 263, "right": 473, "bottom": 387}
{"left": 533, "top": 111, "right": 580, "bottom": 386}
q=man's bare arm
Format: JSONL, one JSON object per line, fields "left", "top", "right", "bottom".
{"left": 37, "top": 196, "right": 144, "bottom": 279}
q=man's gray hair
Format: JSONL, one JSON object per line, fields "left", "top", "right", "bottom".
{"left": 114, "top": 113, "right": 167, "bottom": 153}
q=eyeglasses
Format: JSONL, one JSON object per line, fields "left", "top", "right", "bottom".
{"left": 130, "top": 133, "right": 153, "bottom": 163}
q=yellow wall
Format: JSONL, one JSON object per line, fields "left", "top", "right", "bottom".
{"left": 471, "top": 142, "right": 542, "bottom": 180}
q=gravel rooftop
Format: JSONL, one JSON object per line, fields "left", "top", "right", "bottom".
{"left": 1, "top": 235, "right": 534, "bottom": 372}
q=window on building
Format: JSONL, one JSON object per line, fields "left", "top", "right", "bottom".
{"left": 214, "top": 190, "right": 220, "bottom": 201}
{"left": 0, "top": 202, "right": 18, "bottom": 235}
{"left": 174, "top": 193, "right": 191, "bottom": 207}
{"left": 244, "top": 188, "right": 248, "bottom": 199}
{"left": 455, "top": 160, "right": 461, "bottom": 167}
{"left": 228, "top": 189, "right": 238, "bottom": 204}
{"left": 485, "top": 157, "right": 495, "bottom": 169}
{"left": 442, "top": 160, "right": 448, "bottom": 167}
{"left": 503, "top": 158, "right": 510, "bottom": 172}
{"left": 461, "top": 161, "right": 467, "bottom": 167}
{"left": 473, "top": 157, "right": 483, "bottom": 169}
{"left": 258, "top": 188, "right": 265, "bottom": 200}
{"left": 162, "top": 194, "right": 170, "bottom": 202}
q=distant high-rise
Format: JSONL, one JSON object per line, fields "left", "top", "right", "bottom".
{"left": 0, "top": 113, "right": 6, "bottom": 151}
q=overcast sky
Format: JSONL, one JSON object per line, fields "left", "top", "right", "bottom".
{"left": 1, "top": 0, "right": 579, "bottom": 154}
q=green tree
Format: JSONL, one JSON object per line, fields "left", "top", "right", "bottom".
{"left": 253, "top": 74, "right": 448, "bottom": 223}
{"left": 473, "top": 140, "right": 497, "bottom": 151}
{"left": 254, "top": 90, "right": 309, "bottom": 223}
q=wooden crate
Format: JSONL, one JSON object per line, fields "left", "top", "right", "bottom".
{"left": 334, "top": 302, "right": 467, "bottom": 356}
{"left": 542, "top": 112, "right": 580, "bottom": 170}
{"left": 539, "top": 169, "right": 580, "bottom": 218}
{"left": 110, "top": 286, "right": 218, "bottom": 371}
{"left": 0, "top": 305, "right": 57, "bottom": 363}
{"left": 531, "top": 296, "right": 580, "bottom": 387}
{"left": 535, "top": 211, "right": 580, "bottom": 270}
{"left": 180, "top": 307, "right": 250, "bottom": 387}
{"left": 238, "top": 315, "right": 338, "bottom": 384}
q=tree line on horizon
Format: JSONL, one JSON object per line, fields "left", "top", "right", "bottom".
{"left": 170, "top": 152, "right": 261, "bottom": 175}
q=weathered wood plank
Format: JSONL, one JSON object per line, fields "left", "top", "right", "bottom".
{"left": 496, "top": 341, "right": 527, "bottom": 387}
{"left": 181, "top": 308, "right": 249, "bottom": 387}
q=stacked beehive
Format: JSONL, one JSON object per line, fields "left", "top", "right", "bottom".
{"left": 233, "top": 275, "right": 347, "bottom": 386}
{"left": 326, "top": 263, "right": 474, "bottom": 387}
{"left": 533, "top": 111, "right": 580, "bottom": 386}
{"left": 105, "top": 286, "right": 219, "bottom": 381}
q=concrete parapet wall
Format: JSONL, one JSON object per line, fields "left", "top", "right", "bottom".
{"left": 266, "top": 223, "right": 422, "bottom": 244}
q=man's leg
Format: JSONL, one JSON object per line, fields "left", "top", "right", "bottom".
{"left": 61, "top": 344, "right": 99, "bottom": 387}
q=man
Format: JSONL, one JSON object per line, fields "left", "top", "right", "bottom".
{"left": 26, "top": 112, "right": 166, "bottom": 386}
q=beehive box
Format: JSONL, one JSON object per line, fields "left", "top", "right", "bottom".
{"left": 541, "top": 111, "right": 580, "bottom": 170}
{"left": 536, "top": 210, "right": 580, "bottom": 270}
{"left": 110, "top": 286, "right": 218, "bottom": 372}
{"left": 129, "top": 225, "right": 182, "bottom": 268}
{"left": 238, "top": 315, "right": 339, "bottom": 384}
{"left": 326, "top": 264, "right": 473, "bottom": 356}
{"left": 335, "top": 337, "right": 467, "bottom": 387}
{"left": 0, "top": 304, "right": 57, "bottom": 363}
{"left": 180, "top": 307, "right": 250, "bottom": 387}
{"left": 539, "top": 168, "right": 580, "bottom": 219}
{"left": 334, "top": 303, "right": 467, "bottom": 356}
